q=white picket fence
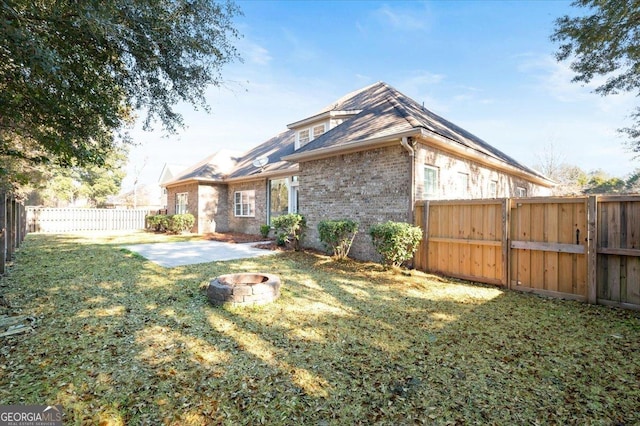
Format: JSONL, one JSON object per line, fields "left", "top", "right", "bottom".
{"left": 26, "top": 207, "right": 153, "bottom": 233}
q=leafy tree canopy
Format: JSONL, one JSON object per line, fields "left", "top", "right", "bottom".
{"left": 1, "top": 0, "right": 242, "bottom": 192}
{"left": 551, "top": 0, "right": 640, "bottom": 153}
{"left": 26, "top": 145, "right": 128, "bottom": 207}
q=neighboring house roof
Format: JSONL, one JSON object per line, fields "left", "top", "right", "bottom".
{"left": 165, "top": 81, "right": 552, "bottom": 187}
{"left": 158, "top": 163, "right": 187, "bottom": 185}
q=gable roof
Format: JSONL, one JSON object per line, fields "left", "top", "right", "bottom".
{"left": 164, "top": 149, "right": 240, "bottom": 185}
{"left": 226, "top": 130, "right": 297, "bottom": 180}
{"left": 284, "top": 82, "right": 549, "bottom": 182}
{"left": 164, "top": 81, "right": 552, "bottom": 187}
{"left": 158, "top": 163, "right": 187, "bottom": 185}
{"left": 163, "top": 132, "right": 297, "bottom": 187}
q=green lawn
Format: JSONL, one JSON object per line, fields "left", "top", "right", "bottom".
{"left": 1, "top": 232, "right": 639, "bottom": 425}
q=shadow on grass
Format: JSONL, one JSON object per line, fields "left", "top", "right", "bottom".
{"left": 0, "top": 233, "right": 638, "bottom": 424}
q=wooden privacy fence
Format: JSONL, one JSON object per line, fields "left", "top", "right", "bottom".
{"left": 1, "top": 193, "right": 27, "bottom": 275}
{"left": 26, "top": 207, "right": 151, "bottom": 233}
{"left": 414, "top": 195, "right": 640, "bottom": 311}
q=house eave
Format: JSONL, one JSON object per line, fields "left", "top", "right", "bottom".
{"left": 417, "top": 129, "right": 555, "bottom": 188}
{"left": 282, "top": 129, "right": 423, "bottom": 162}
{"left": 163, "top": 164, "right": 300, "bottom": 187}
{"left": 223, "top": 164, "right": 300, "bottom": 183}
{"left": 162, "top": 177, "right": 223, "bottom": 188}
{"left": 287, "top": 110, "right": 362, "bottom": 129}
{"left": 281, "top": 127, "right": 554, "bottom": 187}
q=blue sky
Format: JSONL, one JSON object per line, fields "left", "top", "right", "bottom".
{"left": 123, "top": 0, "right": 638, "bottom": 191}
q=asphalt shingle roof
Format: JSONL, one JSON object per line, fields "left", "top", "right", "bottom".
{"left": 226, "top": 130, "right": 296, "bottom": 179}
{"left": 166, "top": 81, "right": 548, "bottom": 184}
{"left": 294, "top": 82, "right": 547, "bottom": 180}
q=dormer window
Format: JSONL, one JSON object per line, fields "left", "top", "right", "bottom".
{"left": 312, "top": 124, "right": 325, "bottom": 138}
{"left": 295, "top": 123, "right": 327, "bottom": 150}
{"left": 298, "top": 129, "right": 310, "bottom": 146}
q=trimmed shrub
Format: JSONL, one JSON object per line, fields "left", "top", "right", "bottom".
{"left": 271, "top": 213, "right": 306, "bottom": 251}
{"left": 260, "top": 224, "right": 271, "bottom": 238}
{"left": 146, "top": 214, "right": 170, "bottom": 232}
{"left": 369, "top": 221, "right": 423, "bottom": 267}
{"left": 318, "top": 219, "right": 359, "bottom": 260}
{"left": 167, "top": 213, "right": 195, "bottom": 234}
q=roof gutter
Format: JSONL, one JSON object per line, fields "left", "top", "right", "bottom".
{"left": 163, "top": 165, "right": 300, "bottom": 187}
{"left": 162, "top": 177, "right": 220, "bottom": 188}
{"left": 223, "top": 166, "right": 300, "bottom": 183}
{"left": 417, "top": 129, "right": 556, "bottom": 188}
{"left": 282, "top": 129, "right": 422, "bottom": 162}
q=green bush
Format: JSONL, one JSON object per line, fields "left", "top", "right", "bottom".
{"left": 146, "top": 214, "right": 170, "bottom": 232}
{"left": 369, "top": 221, "right": 423, "bottom": 267}
{"left": 260, "top": 224, "right": 271, "bottom": 238}
{"left": 271, "top": 213, "right": 306, "bottom": 251}
{"left": 318, "top": 219, "right": 359, "bottom": 260}
{"left": 167, "top": 213, "right": 195, "bottom": 234}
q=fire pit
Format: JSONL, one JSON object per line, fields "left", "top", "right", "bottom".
{"left": 207, "top": 273, "right": 281, "bottom": 306}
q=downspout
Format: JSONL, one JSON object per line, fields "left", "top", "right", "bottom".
{"left": 401, "top": 137, "right": 415, "bottom": 224}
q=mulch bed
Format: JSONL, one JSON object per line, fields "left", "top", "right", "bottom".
{"left": 202, "top": 232, "right": 323, "bottom": 254}
{"left": 201, "top": 232, "right": 271, "bottom": 244}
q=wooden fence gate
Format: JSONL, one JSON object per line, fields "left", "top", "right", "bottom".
{"left": 414, "top": 195, "right": 640, "bottom": 310}
{"left": 509, "top": 197, "right": 589, "bottom": 301}
{"left": 597, "top": 197, "right": 640, "bottom": 309}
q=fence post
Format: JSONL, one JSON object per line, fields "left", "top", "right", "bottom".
{"left": 587, "top": 195, "right": 598, "bottom": 304}
{"left": 423, "top": 200, "right": 430, "bottom": 271}
{"left": 0, "top": 193, "right": 5, "bottom": 275}
{"left": 502, "top": 198, "right": 510, "bottom": 287}
{"left": 15, "top": 202, "right": 22, "bottom": 246}
{"left": 7, "top": 197, "right": 15, "bottom": 261}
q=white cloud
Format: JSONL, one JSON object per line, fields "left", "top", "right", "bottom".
{"left": 518, "top": 54, "right": 635, "bottom": 112}
{"left": 373, "top": 3, "right": 431, "bottom": 31}
{"left": 245, "top": 42, "right": 272, "bottom": 65}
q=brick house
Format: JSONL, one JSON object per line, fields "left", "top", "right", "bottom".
{"left": 163, "top": 82, "right": 554, "bottom": 260}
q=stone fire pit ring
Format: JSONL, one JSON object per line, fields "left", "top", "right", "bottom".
{"left": 207, "top": 273, "right": 281, "bottom": 306}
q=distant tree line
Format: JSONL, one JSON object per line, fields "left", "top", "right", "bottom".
{"left": 534, "top": 144, "right": 640, "bottom": 195}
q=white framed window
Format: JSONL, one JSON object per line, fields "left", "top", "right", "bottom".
{"left": 297, "top": 129, "right": 310, "bottom": 147}
{"left": 296, "top": 123, "right": 327, "bottom": 150}
{"left": 516, "top": 186, "right": 527, "bottom": 197}
{"left": 234, "top": 190, "right": 255, "bottom": 217}
{"left": 175, "top": 192, "right": 188, "bottom": 214}
{"left": 423, "top": 165, "right": 439, "bottom": 198}
{"left": 489, "top": 180, "right": 498, "bottom": 198}
{"left": 457, "top": 172, "right": 469, "bottom": 198}
{"left": 312, "top": 124, "right": 326, "bottom": 138}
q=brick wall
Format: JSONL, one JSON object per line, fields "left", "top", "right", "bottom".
{"left": 198, "top": 184, "right": 228, "bottom": 233}
{"left": 415, "top": 144, "right": 552, "bottom": 199}
{"left": 166, "top": 182, "right": 199, "bottom": 232}
{"left": 298, "top": 142, "right": 551, "bottom": 262}
{"left": 299, "top": 145, "right": 412, "bottom": 261}
{"left": 227, "top": 180, "right": 267, "bottom": 235}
